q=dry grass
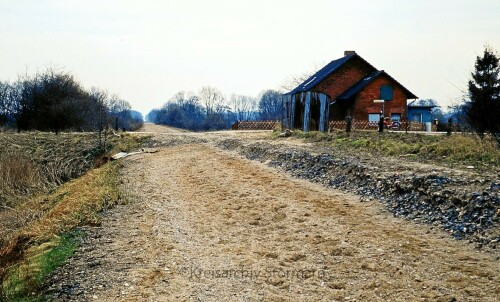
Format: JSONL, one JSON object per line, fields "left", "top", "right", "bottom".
{"left": 0, "top": 152, "right": 46, "bottom": 201}
{"left": 0, "top": 131, "right": 150, "bottom": 300}
{"left": 0, "top": 132, "right": 150, "bottom": 239}
{"left": 0, "top": 162, "right": 121, "bottom": 300}
{"left": 292, "top": 130, "right": 500, "bottom": 170}
{"left": 20, "top": 162, "right": 120, "bottom": 242}
{"left": 0, "top": 132, "right": 102, "bottom": 208}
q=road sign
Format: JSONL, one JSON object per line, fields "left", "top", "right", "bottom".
{"left": 373, "top": 99, "right": 385, "bottom": 103}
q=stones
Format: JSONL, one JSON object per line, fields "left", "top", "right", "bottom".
{"left": 218, "top": 140, "right": 500, "bottom": 249}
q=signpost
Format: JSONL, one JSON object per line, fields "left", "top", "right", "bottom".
{"left": 374, "top": 100, "right": 385, "bottom": 132}
{"left": 374, "top": 99, "right": 385, "bottom": 118}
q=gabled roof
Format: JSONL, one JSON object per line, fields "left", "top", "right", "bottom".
{"left": 336, "top": 70, "right": 383, "bottom": 100}
{"left": 336, "top": 70, "right": 418, "bottom": 100}
{"left": 407, "top": 99, "right": 438, "bottom": 108}
{"left": 287, "top": 53, "right": 376, "bottom": 95}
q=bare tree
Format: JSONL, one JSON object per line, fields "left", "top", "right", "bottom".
{"left": 88, "top": 87, "right": 109, "bottom": 147}
{"left": 280, "top": 62, "right": 323, "bottom": 92}
{"left": 258, "top": 90, "right": 283, "bottom": 120}
{"left": 229, "top": 94, "right": 257, "bottom": 121}
{"left": 199, "top": 86, "right": 225, "bottom": 115}
{"left": 0, "top": 68, "right": 142, "bottom": 135}
{"left": 0, "top": 82, "right": 10, "bottom": 126}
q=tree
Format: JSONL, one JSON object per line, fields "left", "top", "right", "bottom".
{"left": 147, "top": 91, "right": 206, "bottom": 131}
{"left": 15, "top": 69, "right": 87, "bottom": 133}
{"left": 258, "top": 90, "right": 282, "bottom": 120}
{"left": 88, "top": 87, "right": 109, "bottom": 146}
{"left": 0, "top": 81, "right": 11, "bottom": 126}
{"left": 466, "top": 46, "right": 500, "bottom": 143}
{"left": 199, "top": 86, "right": 225, "bottom": 116}
{"left": 280, "top": 63, "right": 322, "bottom": 92}
{"left": 229, "top": 94, "right": 257, "bottom": 121}
{"left": 147, "top": 88, "right": 232, "bottom": 131}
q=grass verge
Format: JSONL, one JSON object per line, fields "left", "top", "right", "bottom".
{"left": 0, "top": 161, "right": 121, "bottom": 301}
{"left": 1, "top": 231, "right": 82, "bottom": 301}
{"left": 288, "top": 130, "right": 499, "bottom": 170}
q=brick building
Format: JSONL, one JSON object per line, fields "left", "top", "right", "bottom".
{"left": 283, "top": 51, "right": 417, "bottom": 132}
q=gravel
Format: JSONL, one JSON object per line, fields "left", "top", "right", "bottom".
{"left": 216, "top": 138, "right": 500, "bottom": 249}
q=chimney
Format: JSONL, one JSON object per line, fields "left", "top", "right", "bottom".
{"left": 344, "top": 50, "right": 356, "bottom": 56}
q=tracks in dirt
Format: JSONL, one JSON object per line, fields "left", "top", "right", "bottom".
{"left": 46, "top": 130, "right": 499, "bottom": 301}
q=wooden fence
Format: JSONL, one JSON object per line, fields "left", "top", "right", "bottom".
{"left": 328, "top": 120, "right": 438, "bottom": 132}
{"left": 232, "top": 121, "right": 281, "bottom": 130}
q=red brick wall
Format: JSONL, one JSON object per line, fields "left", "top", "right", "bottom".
{"left": 311, "top": 56, "right": 375, "bottom": 120}
{"left": 352, "top": 75, "right": 408, "bottom": 121}
{"left": 312, "top": 56, "right": 375, "bottom": 100}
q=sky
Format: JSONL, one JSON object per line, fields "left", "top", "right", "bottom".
{"left": 1, "top": 0, "right": 499, "bottom": 116}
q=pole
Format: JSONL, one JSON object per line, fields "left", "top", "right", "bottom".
{"left": 346, "top": 115, "right": 352, "bottom": 133}
{"left": 379, "top": 113, "right": 384, "bottom": 133}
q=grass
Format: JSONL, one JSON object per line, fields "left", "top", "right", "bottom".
{"left": 0, "top": 131, "right": 150, "bottom": 301}
{"left": 1, "top": 231, "right": 82, "bottom": 301}
{"left": 0, "top": 132, "right": 103, "bottom": 209}
{"left": 21, "top": 161, "right": 120, "bottom": 241}
{"left": 0, "top": 132, "right": 149, "bottom": 241}
{"left": 0, "top": 152, "right": 44, "bottom": 201}
{"left": 288, "top": 130, "right": 500, "bottom": 169}
{"left": 0, "top": 131, "right": 150, "bottom": 207}
{"left": 0, "top": 161, "right": 121, "bottom": 301}
{"left": 109, "top": 132, "right": 151, "bottom": 155}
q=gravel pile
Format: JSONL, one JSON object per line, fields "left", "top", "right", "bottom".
{"left": 217, "top": 139, "right": 499, "bottom": 249}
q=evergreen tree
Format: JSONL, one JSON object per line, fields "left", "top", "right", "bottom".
{"left": 466, "top": 46, "right": 500, "bottom": 144}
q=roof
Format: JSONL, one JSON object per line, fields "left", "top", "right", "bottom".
{"left": 337, "top": 70, "right": 383, "bottom": 100}
{"left": 336, "top": 70, "right": 418, "bottom": 100}
{"left": 407, "top": 105, "right": 437, "bottom": 109}
{"left": 407, "top": 99, "right": 438, "bottom": 108}
{"left": 287, "top": 53, "right": 376, "bottom": 95}
{"left": 286, "top": 53, "right": 417, "bottom": 100}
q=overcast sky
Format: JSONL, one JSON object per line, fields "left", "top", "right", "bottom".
{"left": 1, "top": 0, "right": 499, "bottom": 115}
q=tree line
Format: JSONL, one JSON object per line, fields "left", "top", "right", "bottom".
{"left": 146, "top": 88, "right": 282, "bottom": 131}
{"left": 0, "top": 68, "right": 142, "bottom": 134}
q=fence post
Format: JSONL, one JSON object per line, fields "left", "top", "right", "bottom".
{"left": 345, "top": 115, "right": 352, "bottom": 133}
{"left": 378, "top": 116, "right": 384, "bottom": 132}
{"left": 447, "top": 118, "right": 452, "bottom": 136}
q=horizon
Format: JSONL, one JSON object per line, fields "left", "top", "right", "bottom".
{"left": 1, "top": 0, "right": 499, "bottom": 117}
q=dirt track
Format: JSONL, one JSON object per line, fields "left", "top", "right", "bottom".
{"left": 47, "top": 125, "right": 499, "bottom": 301}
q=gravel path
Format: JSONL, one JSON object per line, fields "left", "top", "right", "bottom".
{"left": 46, "top": 137, "right": 499, "bottom": 301}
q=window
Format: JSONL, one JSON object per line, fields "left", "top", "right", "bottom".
{"left": 380, "top": 85, "right": 393, "bottom": 101}
{"left": 412, "top": 113, "right": 422, "bottom": 123}
{"left": 368, "top": 113, "right": 380, "bottom": 123}
{"left": 391, "top": 113, "right": 401, "bottom": 121}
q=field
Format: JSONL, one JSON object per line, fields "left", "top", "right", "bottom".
{"left": 0, "top": 125, "right": 499, "bottom": 301}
